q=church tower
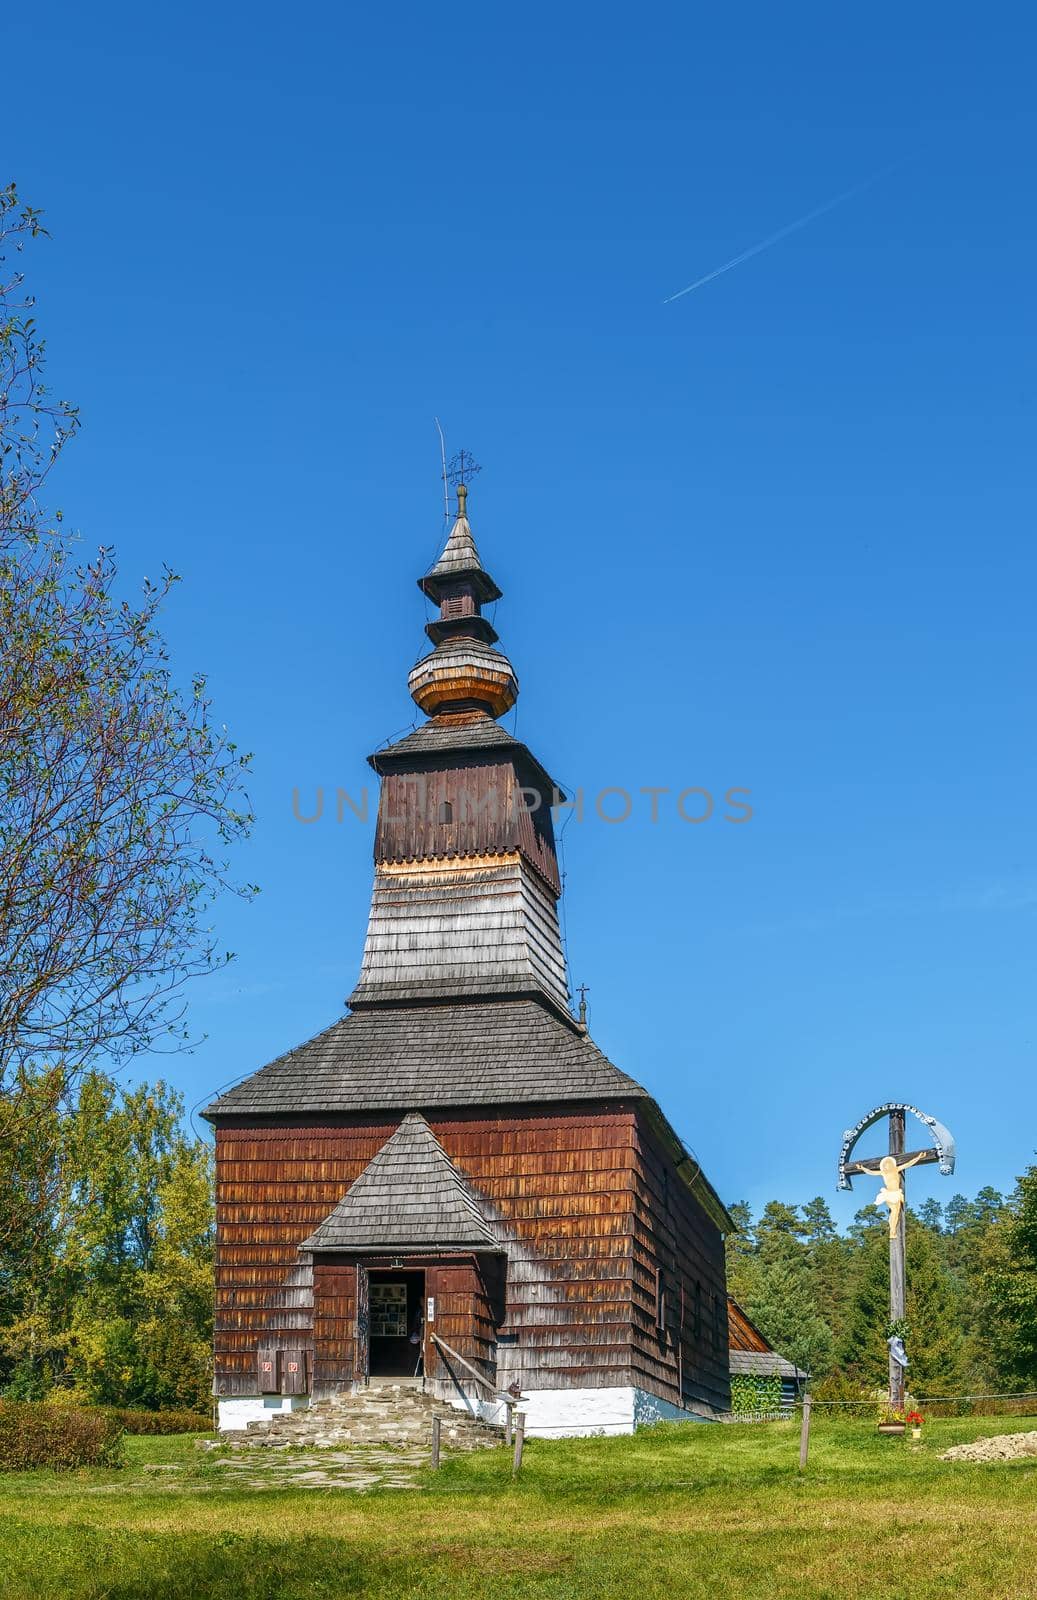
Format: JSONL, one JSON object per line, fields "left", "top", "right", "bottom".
{"left": 351, "top": 482, "right": 569, "bottom": 1015}
{"left": 204, "top": 472, "right": 732, "bottom": 1437}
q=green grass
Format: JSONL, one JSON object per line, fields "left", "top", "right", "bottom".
{"left": 4, "top": 1416, "right": 1037, "bottom": 1599}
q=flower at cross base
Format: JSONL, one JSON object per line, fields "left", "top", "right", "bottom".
{"left": 906, "top": 1411, "right": 925, "bottom": 1427}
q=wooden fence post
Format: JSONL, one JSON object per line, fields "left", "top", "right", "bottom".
{"left": 512, "top": 1411, "right": 525, "bottom": 1476}
{"left": 505, "top": 1403, "right": 513, "bottom": 1448}
{"left": 799, "top": 1393, "right": 812, "bottom": 1472}
{"left": 431, "top": 1415, "right": 441, "bottom": 1470}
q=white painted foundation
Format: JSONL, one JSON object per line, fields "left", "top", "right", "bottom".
{"left": 218, "top": 1385, "right": 716, "bottom": 1437}
{"left": 217, "top": 1395, "right": 311, "bottom": 1432}
{"left": 472, "top": 1385, "right": 715, "bottom": 1438}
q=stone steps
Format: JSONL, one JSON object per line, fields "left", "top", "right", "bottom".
{"left": 229, "top": 1381, "right": 504, "bottom": 1453}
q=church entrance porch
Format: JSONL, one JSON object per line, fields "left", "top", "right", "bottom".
{"left": 367, "top": 1269, "right": 425, "bottom": 1377}
{"left": 311, "top": 1253, "right": 502, "bottom": 1406}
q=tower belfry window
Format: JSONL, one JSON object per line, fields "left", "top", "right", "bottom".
{"left": 439, "top": 801, "right": 453, "bottom": 824}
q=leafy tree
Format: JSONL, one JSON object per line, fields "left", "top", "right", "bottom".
{"left": 0, "top": 184, "right": 256, "bottom": 1130}
{"left": 137, "top": 1140, "right": 214, "bottom": 1409}
{"left": 0, "top": 1072, "right": 214, "bottom": 1409}
{"left": 974, "top": 1187, "right": 1005, "bottom": 1228}
{"left": 724, "top": 1176, "right": 1034, "bottom": 1399}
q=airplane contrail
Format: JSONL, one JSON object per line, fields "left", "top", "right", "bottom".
{"left": 662, "top": 167, "right": 893, "bottom": 304}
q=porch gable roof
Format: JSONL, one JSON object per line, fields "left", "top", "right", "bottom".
{"left": 301, "top": 1112, "right": 499, "bottom": 1254}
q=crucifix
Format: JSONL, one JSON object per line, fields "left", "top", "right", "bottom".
{"left": 837, "top": 1102, "right": 956, "bottom": 1410}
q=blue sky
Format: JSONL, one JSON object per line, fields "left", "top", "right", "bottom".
{"left": 8, "top": 1, "right": 1035, "bottom": 1222}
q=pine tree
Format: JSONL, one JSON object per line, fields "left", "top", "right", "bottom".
{"left": 980, "top": 1166, "right": 1037, "bottom": 1387}
{"left": 904, "top": 1218, "right": 968, "bottom": 1392}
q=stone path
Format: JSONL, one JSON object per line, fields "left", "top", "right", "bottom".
{"left": 130, "top": 1444, "right": 436, "bottom": 1492}
{"left": 205, "top": 1443, "right": 430, "bottom": 1491}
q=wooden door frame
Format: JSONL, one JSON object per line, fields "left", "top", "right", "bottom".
{"left": 355, "top": 1261, "right": 370, "bottom": 1386}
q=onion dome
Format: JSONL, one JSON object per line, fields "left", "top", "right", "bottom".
{"left": 409, "top": 483, "right": 518, "bottom": 719}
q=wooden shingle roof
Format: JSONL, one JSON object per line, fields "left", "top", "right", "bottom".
{"left": 202, "top": 997, "right": 648, "bottom": 1120}
{"left": 371, "top": 714, "right": 522, "bottom": 764}
{"left": 424, "top": 513, "right": 485, "bottom": 582}
{"left": 729, "top": 1349, "right": 805, "bottom": 1381}
{"left": 369, "top": 714, "right": 564, "bottom": 800}
{"left": 301, "top": 1112, "right": 499, "bottom": 1253}
{"left": 727, "top": 1297, "right": 806, "bottom": 1379}
{"left": 417, "top": 494, "right": 502, "bottom": 605}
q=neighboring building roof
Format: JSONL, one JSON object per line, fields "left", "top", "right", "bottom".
{"left": 202, "top": 997, "right": 648, "bottom": 1119}
{"left": 727, "top": 1296, "right": 807, "bottom": 1380}
{"left": 728, "top": 1349, "right": 805, "bottom": 1381}
{"left": 302, "top": 1112, "right": 498, "bottom": 1254}
{"left": 728, "top": 1295, "right": 772, "bottom": 1354}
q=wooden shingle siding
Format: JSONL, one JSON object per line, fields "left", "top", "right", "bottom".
{"left": 214, "top": 1124, "right": 393, "bottom": 1394}
{"left": 213, "top": 1107, "right": 643, "bottom": 1398}
{"left": 628, "top": 1110, "right": 730, "bottom": 1415}
{"left": 353, "top": 856, "right": 569, "bottom": 1009}
{"left": 373, "top": 753, "right": 561, "bottom": 895}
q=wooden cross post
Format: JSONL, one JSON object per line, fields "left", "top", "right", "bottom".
{"left": 887, "top": 1109, "right": 907, "bottom": 1412}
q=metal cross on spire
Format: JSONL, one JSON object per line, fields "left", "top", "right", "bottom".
{"left": 447, "top": 449, "right": 482, "bottom": 489}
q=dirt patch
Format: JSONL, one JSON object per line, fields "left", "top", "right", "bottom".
{"left": 941, "top": 1432, "right": 1037, "bottom": 1464}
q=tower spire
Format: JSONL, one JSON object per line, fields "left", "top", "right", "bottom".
{"left": 409, "top": 474, "right": 518, "bottom": 721}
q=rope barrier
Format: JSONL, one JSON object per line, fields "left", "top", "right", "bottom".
{"left": 494, "top": 1392, "right": 1037, "bottom": 1429}
{"left": 794, "top": 1391, "right": 1037, "bottom": 1407}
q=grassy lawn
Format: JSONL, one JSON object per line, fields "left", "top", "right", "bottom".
{"left": 3, "top": 1415, "right": 1037, "bottom": 1599}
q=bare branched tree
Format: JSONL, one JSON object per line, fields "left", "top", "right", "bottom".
{"left": 0, "top": 184, "right": 255, "bottom": 1107}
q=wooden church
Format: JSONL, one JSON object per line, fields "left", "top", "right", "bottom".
{"left": 203, "top": 480, "right": 733, "bottom": 1435}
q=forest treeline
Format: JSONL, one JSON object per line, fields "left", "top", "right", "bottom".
{"left": 726, "top": 1173, "right": 1037, "bottom": 1397}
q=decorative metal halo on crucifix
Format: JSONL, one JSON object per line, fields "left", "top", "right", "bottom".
{"left": 837, "top": 1102, "right": 957, "bottom": 1412}
{"left": 838, "top": 1103, "right": 956, "bottom": 1192}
